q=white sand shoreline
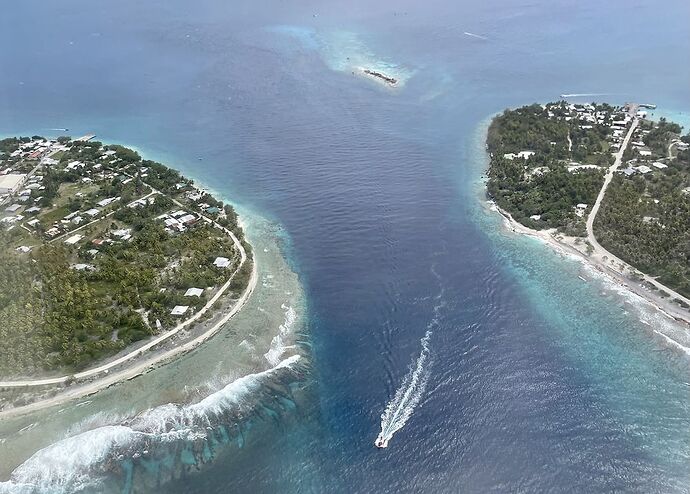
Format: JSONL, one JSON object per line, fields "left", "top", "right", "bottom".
{"left": 487, "top": 200, "right": 690, "bottom": 330}
{"left": 0, "top": 259, "right": 258, "bottom": 419}
{"left": 0, "top": 209, "right": 259, "bottom": 419}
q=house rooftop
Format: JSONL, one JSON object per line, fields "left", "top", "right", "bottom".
{"left": 171, "top": 305, "right": 189, "bottom": 316}
{"left": 184, "top": 287, "right": 204, "bottom": 297}
{"left": 213, "top": 256, "right": 231, "bottom": 268}
{"left": 64, "top": 234, "right": 83, "bottom": 245}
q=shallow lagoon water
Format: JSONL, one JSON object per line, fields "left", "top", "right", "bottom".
{"left": 1, "top": 0, "right": 689, "bottom": 492}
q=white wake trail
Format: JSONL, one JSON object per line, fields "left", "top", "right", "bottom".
{"left": 463, "top": 31, "right": 488, "bottom": 40}
{"left": 559, "top": 92, "right": 612, "bottom": 98}
{"left": 375, "top": 330, "right": 432, "bottom": 448}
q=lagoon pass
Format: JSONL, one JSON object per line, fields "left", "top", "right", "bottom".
{"left": 1, "top": 0, "right": 690, "bottom": 492}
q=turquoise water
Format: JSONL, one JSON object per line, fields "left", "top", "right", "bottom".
{"left": 0, "top": 0, "right": 689, "bottom": 492}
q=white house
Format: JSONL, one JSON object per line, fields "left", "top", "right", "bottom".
{"left": 179, "top": 214, "right": 196, "bottom": 225}
{"left": 213, "top": 256, "right": 231, "bottom": 268}
{"left": 111, "top": 228, "right": 132, "bottom": 238}
{"left": 64, "top": 234, "right": 83, "bottom": 245}
{"left": 0, "top": 174, "right": 26, "bottom": 194}
{"left": 97, "top": 197, "right": 119, "bottom": 207}
{"left": 72, "top": 263, "right": 95, "bottom": 271}
{"left": 184, "top": 287, "right": 204, "bottom": 297}
{"left": 65, "top": 160, "right": 85, "bottom": 171}
{"left": 171, "top": 305, "right": 189, "bottom": 316}
{"left": 517, "top": 150, "right": 536, "bottom": 160}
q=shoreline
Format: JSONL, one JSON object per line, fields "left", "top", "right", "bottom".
{"left": 0, "top": 136, "right": 265, "bottom": 417}
{"left": 355, "top": 66, "right": 400, "bottom": 89}
{"left": 487, "top": 199, "right": 690, "bottom": 330}
{"left": 0, "top": 196, "right": 309, "bottom": 477}
{"left": 0, "top": 221, "right": 249, "bottom": 387}
{"left": 0, "top": 244, "right": 259, "bottom": 419}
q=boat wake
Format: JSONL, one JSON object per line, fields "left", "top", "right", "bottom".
{"left": 463, "top": 31, "right": 488, "bottom": 41}
{"left": 559, "top": 92, "right": 612, "bottom": 98}
{"left": 375, "top": 330, "right": 432, "bottom": 449}
{"left": 375, "top": 262, "right": 446, "bottom": 449}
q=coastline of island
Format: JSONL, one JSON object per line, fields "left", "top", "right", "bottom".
{"left": 482, "top": 101, "right": 690, "bottom": 336}
{"left": 0, "top": 260, "right": 259, "bottom": 419}
{"left": 0, "top": 135, "right": 265, "bottom": 415}
{"left": 487, "top": 200, "right": 690, "bottom": 333}
{"left": 356, "top": 66, "right": 399, "bottom": 87}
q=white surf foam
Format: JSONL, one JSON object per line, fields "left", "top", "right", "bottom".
{"left": 1, "top": 355, "right": 302, "bottom": 493}
{"left": 6, "top": 425, "right": 138, "bottom": 493}
{"left": 264, "top": 304, "right": 297, "bottom": 366}
{"left": 653, "top": 330, "right": 690, "bottom": 356}
{"left": 376, "top": 330, "right": 432, "bottom": 448}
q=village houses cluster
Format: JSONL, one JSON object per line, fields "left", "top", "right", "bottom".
{"left": 497, "top": 101, "right": 681, "bottom": 222}
{"left": 2, "top": 135, "right": 238, "bottom": 321}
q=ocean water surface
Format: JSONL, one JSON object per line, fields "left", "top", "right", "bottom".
{"left": 1, "top": 0, "right": 689, "bottom": 492}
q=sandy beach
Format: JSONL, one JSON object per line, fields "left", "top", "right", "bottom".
{"left": 0, "top": 240, "right": 259, "bottom": 419}
{"left": 488, "top": 201, "right": 690, "bottom": 330}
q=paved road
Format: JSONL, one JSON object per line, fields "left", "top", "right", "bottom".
{"left": 585, "top": 108, "right": 639, "bottom": 242}
{"left": 0, "top": 184, "right": 250, "bottom": 388}
{"left": 585, "top": 106, "right": 690, "bottom": 308}
{"left": 47, "top": 190, "right": 158, "bottom": 243}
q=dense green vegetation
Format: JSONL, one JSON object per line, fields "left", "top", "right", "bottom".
{"left": 0, "top": 137, "right": 23, "bottom": 154}
{"left": 642, "top": 118, "right": 682, "bottom": 156}
{"left": 595, "top": 124, "right": 690, "bottom": 298}
{"left": 0, "top": 237, "right": 46, "bottom": 375}
{"left": 486, "top": 102, "right": 614, "bottom": 234}
{"left": 0, "top": 138, "right": 251, "bottom": 376}
{"left": 488, "top": 102, "right": 690, "bottom": 300}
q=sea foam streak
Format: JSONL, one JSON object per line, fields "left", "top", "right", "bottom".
{"left": 264, "top": 304, "right": 297, "bottom": 365}
{"left": 559, "top": 92, "right": 612, "bottom": 98}
{"left": 463, "top": 31, "right": 488, "bottom": 40}
{"left": 376, "top": 330, "right": 432, "bottom": 448}
{"left": 0, "top": 355, "right": 304, "bottom": 494}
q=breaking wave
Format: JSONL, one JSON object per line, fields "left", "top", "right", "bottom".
{"left": 580, "top": 262, "right": 690, "bottom": 357}
{"left": 264, "top": 304, "right": 297, "bottom": 365}
{"left": 0, "top": 355, "right": 309, "bottom": 494}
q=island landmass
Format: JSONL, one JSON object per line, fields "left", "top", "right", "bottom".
{"left": 0, "top": 135, "right": 255, "bottom": 412}
{"left": 485, "top": 101, "right": 690, "bottom": 323}
{"left": 362, "top": 68, "right": 398, "bottom": 86}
